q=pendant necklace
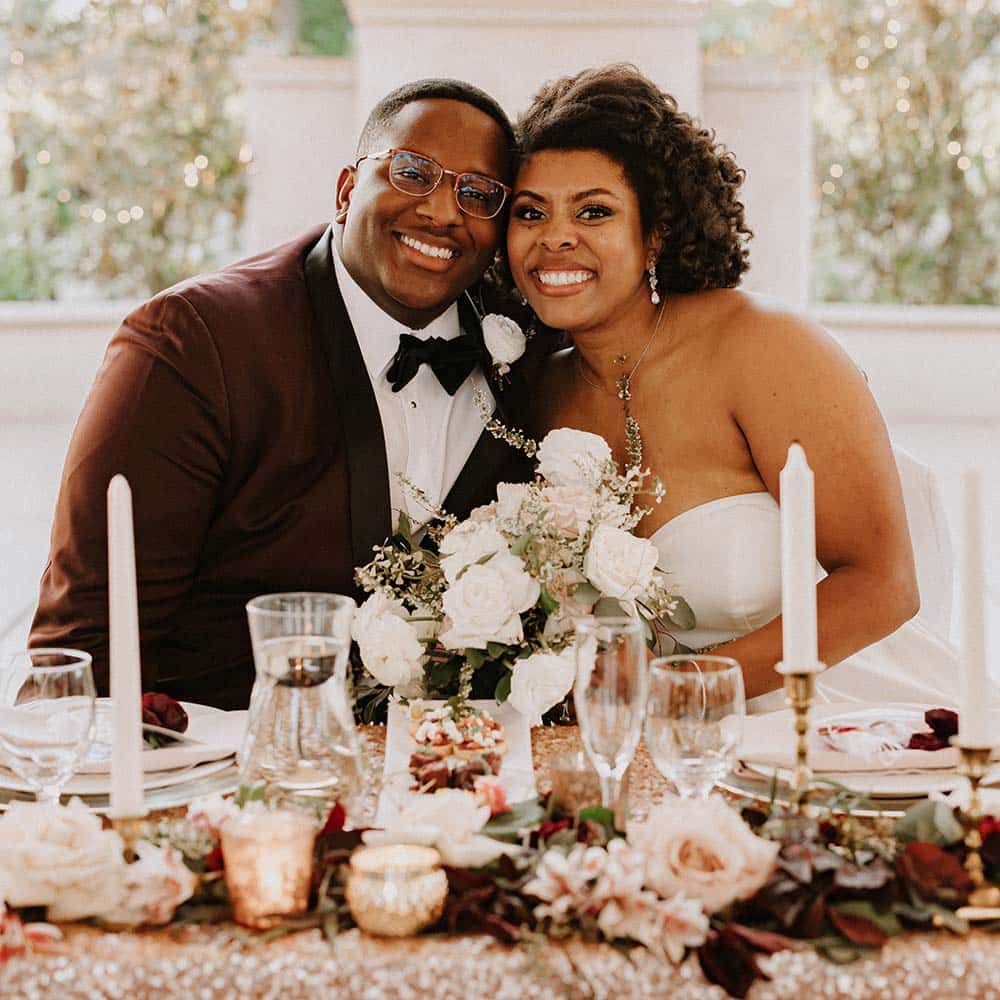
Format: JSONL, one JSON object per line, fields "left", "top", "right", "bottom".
{"left": 575, "top": 300, "right": 667, "bottom": 416}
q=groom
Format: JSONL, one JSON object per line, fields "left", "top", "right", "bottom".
{"left": 30, "top": 79, "right": 542, "bottom": 709}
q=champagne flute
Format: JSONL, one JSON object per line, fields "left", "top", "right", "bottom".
{"left": 573, "top": 617, "right": 648, "bottom": 811}
{"left": 0, "top": 649, "right": 96, "bottom": 803}
{"left": 645, "top": 655, "right": 745, "bottom": 799}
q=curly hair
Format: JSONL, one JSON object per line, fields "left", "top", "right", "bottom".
{"left": 515, "top": 64, "right": 752, "bottom": 293}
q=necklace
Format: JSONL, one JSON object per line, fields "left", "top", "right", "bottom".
{"left": 575, "top": 301, "right": 667, "bottom": 408}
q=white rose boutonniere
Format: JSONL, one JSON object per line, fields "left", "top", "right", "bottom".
{"left": 630, "top": 797, "right": 780, "bottom": 914}
{"left": 482, "top": 313, "right": 526, "bottom": 376}
{"left": 509, "top": 648, "right": 576, "bottom": 725}
{"left": 584, "top": 523, "right": 659, "bottom": 601}
{"left": 0, "top": 800, "right": 127, "bottom": 922}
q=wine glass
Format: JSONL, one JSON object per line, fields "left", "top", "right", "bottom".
{"left": 573, "top": 617, "right": 648, "bottom": 811}
{"left": 0, "top": 648, "right": 97, "bottom": 803}
{"left": 645, "top": 655, "right": 745, "bottom": 799}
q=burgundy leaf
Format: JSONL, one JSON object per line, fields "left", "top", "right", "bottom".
{"left": 980, "top": 829, "right": 1000, "bottom": 874}
{"left": 698, "top": 927, "right": 768, "bottom": 999}
{"left": 828, "top": 909, "right": 888, "bottom": 948}
{"left": 727, "top": 923, "right": 802, "bottom": 955}
{"left": 925, "top": 709, "right": 959, "bottom": 740}
{"left": 796, "top": 892, "right": 828, "bottom": 939}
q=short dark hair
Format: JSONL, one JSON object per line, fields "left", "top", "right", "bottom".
{"left": 356, "top": 78, "right": 516, "bottom": 173}
{"left": 515, "top": 64, "right": 752, "bottom": 292}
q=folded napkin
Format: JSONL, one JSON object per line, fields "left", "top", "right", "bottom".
{"left": 740, "top": 703, "right": 1000, "bottom": 774}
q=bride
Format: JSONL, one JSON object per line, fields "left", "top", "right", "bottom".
{"left": 505, "top": 63, "right": 958, "bottom": 710}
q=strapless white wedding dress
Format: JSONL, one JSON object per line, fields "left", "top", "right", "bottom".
{"left": 650, "top": 492, "right": 963, "bottom": 714}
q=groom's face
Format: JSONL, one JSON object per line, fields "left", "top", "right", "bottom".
{"left": 335, "top": 99, "right": 509, "bottom": 330}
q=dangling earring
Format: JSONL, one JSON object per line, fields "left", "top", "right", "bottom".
{"left": 517, "top": 289, "right": 529, "bottom": 307}
{"left": 647, "top": 260, "right": 661, "bottom": 305}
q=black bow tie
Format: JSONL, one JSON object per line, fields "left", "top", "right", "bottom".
{"left": 386, "top": 332, "right": 483, "bottom": 396}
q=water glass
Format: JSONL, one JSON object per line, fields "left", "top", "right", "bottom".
{"left": 573, "top": 617, "right": 648, "bottom": 811}
{"left": 0, "top": 649, "right": 96, "bottom": 803}
{"left": 645, "top": 655, "right": 745, "bottom": 798}
{"left": 241, "top": 593, "right": 361, "bottom": 809}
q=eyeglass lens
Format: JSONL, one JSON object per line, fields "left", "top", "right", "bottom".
{"left": 388, "top": 151, "right": 506, "bottom": 219}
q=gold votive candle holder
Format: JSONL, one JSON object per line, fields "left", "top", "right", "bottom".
{"left": 220, "top": 809, "right": 316, "bottom": 929}
{"left": 547, "top": 750, "right": 629, "bottom": 828}
{"left": 345, "top": 845, "right": 448, "bottom": 937}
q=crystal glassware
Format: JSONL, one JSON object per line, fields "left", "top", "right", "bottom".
{"left": 240, "top": 593, "right": 361, "bottom": 809}
{"left": 0, "top": 648, "right": 96, "bottom": 803}
{"left": 644, "top": 654, "right": 745, "bottom": 799}
{"left": 573, "top": 617, "right": 648, "bottom": 811}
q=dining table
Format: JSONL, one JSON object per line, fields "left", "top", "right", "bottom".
{"left": 2, "top": 725, "right": 999, "bottom": 1000}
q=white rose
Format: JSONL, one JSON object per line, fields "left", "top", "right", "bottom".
{"left": 482, "top": 313, "right": 526, "bottom": 375}
{"left": 362, "top": 788, "right": 516, "bottom": 868}
{"left": 439, "top": 551, "right": 540, "bottom": 650}
{"left": 357, "top": 612, "right": 425, "bottom": 687}
{"left": 97, "top": 840, "right": 197, "bottom": 927}
{"left": 438, "top": 521, "right": 509, "bottom": 584}
{"left": 495, "top": 482, "right": 530, "bottom": 524}
{"left": 541, "top": 484, "right": 594, "bottom": 537}
{"left": 352, "top": 591, "right": 408, "bottom": 637}
{"left": 584, "top": 524, "right": 659, "bottom": 601}
{"left": 536, "top": 428, "right": 612, "bottom": 488}
{"left": 630, "top": 797, "right": 780, "bottom": 914}
{"left": 509, "top": 648, "right": 576, "bottom": 725}
{"left": 0, "top": 800, "right": 126, "bottom": 922}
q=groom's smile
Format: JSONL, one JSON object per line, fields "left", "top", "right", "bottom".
{"left": 335, "top": 99, "right": 509, "bottom": 330}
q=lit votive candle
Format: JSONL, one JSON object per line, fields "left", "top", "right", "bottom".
{"left": 220, "top": 810, "right": 316, "bottom": 929}
{"left": 345, "top": 845, "right": 447, "bottom": 937}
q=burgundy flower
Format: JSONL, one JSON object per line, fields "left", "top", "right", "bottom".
{"left": 203, "top": 845, "right": 224, "bottom": 873}
{"left": 897, "top": 842, "right": 973, "bottom": 906}
{"left": 698, "top": 926, "right": 768, "bottom": 999}
{"left": 906, "top": 732, "right": 949, "bottom": 752}
{"left": 320, "top": 802, "right": 346, "bottom": 836}
{"left": 925, "top": 708, "right": 959, "bottom": 740}
{"left": 141, "top": 692, "right": 189, "bottom": 733}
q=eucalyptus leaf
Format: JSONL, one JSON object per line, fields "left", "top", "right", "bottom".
{"left": 816, "top": 941, "right": 860, "bottom": 964}
{"left": 894, "top": 799, "right": 965, "bottom": 847}
{"left": 509, "top": 533, "right": 531, "bottom": 557}
{"left": 486, "top": 641, "right": 511, "bottom": 659}
{"left": 829, "top": 900, "right": 903, "bottom": 937}
{"left": 494, "top": 670, "right": 512, "bottom": 703}
{"left": 395, "top": 510, "right": 412, "bottom": 540}
{"left": 539, "top": 587, "right": 560, "bottom": 616}
{"left": 466, "top": 648, "right": 486, "bottom": 671}
{"left": 235, "top": 782, "right": 266, "bottom": 807}
{"left": 579, "top": 805, "right": 616, "bottom": 831}
{"left": 572, "top": 582, "right": 601, "bottom": 606}
{"left": 665, "top": 595, "right": 696, "bottom": 630}
{"left": 593, "top": 597, "right": 625, "bottom": 618}
{"left": 483, "top": 798, "right": 546, "bottom": 841}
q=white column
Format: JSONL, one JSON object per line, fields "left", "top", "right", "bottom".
{"left": 344, "top": 0, "right": 707, "bottom": 122}
{"left": 702, "top": 59, "right": 813, "bottom": 305}
{"left": 238, "top": 54, "right": 357, "bottom": 253}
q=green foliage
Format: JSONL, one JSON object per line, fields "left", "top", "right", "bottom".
{"left": 298, "top": 0, "right": 351, "bottom": 56}
{"left": 703, "top": 0, "right": 999, "bottom": 305}
{"left": 1, "top": 0, "right": 281, "bottom": 300}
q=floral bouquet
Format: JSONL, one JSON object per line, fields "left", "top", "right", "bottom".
{"left": 353, "top": 419, "right": 694, "bottom": 723}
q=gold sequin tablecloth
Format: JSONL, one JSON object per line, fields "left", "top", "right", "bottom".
{"left": 3, "top": 727, "right": 1000, "bottom": 1000}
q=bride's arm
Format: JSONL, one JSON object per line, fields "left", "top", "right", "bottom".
{"left": 712, "top": 302, "right": 920, "bottom": 701}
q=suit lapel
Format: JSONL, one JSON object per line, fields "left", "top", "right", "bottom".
{"left": 304, "top": 226, "right": 392, "bottom": 569}
{"left": 443, "top": 297, "right": 532, "bottom": 519}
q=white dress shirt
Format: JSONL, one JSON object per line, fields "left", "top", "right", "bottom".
{"left": 333, "top": 244, "right": 495, "bottom": 527}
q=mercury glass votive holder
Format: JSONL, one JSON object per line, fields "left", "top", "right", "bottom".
{"left": 345, "top": 845, "right": 448, "bottom": 937}
{"left": 220, "top": 809, "right": 316, "bottom": 929}
{"left": 547, "top": 750, "right": 630, "bottom": 828}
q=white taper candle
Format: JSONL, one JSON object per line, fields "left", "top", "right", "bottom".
{"left": 778, "top": 443, "right": 822, "bottom": 674}
{"left": 959, "top": 470, "right": 990, "bottom": 745}
{"left": 108, "top": 474, "right": 145, "bottom": 817}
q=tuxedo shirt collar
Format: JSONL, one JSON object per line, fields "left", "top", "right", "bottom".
{"left": 331, "top": 242, "right": 461, "bottom": 383}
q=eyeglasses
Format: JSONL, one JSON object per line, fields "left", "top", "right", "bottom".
{"left": 354, "top": 148, "right": 510, "bottom": 220}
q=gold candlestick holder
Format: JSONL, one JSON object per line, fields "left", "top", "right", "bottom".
{"left": 783, "top": 670, "right": 817, "bottom": 812}
{"left": 952, "top": 740, "right": 1000, "bottom": 922}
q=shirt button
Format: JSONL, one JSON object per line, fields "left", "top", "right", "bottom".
{"left": 409, "top": 400, "right": 417, "bottom": 409}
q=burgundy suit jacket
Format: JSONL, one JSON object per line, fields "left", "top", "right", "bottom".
{"left": 30, "top": 226, "right": 544, "bottom": 709}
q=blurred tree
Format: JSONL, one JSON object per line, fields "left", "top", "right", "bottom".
{"left": 703, "top": 0, "right": 999, "bottom": 305}
{"left": 1, "top": 0, "right": 279, "bottom": 299}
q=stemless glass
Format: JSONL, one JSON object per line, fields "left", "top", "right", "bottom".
{"left": 645, "top": 655, "right": 745, "bottom": 799}
{"left": 573, "top": 617, "right": 648, "bottom": 810}
{"left": 240, "top": 593, "right": 361, "bottom": 808}
{"left": 0, "top": 649, "right": 96, "bottom": 803}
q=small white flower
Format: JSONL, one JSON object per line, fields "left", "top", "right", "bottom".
{"left": 438, "top": 521, "right": 509, "bottom": 584}
{"left": 495, "top": 482, "right": 530, "bottom": 524}
{"left": 584, "top": 523, "right": 659, "bottom": 601}
{"left": 509, "top": 648, "right": 576, "bottom": 725}
{"left": 439, "top": 550, "right": 540, "bottom": 650}
{"left": 536, "top": 428, "right": 612, "bottom": 488}
{"left": 0, "top": 800, "right": 126, "bottom": 922}
{"left": 98, "top": 841, "right": 198, "bottom": 928}
{"left": 482, "top": 313, "right": 526, "bottom": 376}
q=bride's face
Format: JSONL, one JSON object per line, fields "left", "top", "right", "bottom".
{"left": 507, "top": 149, "right": 654, "bottom": 333}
